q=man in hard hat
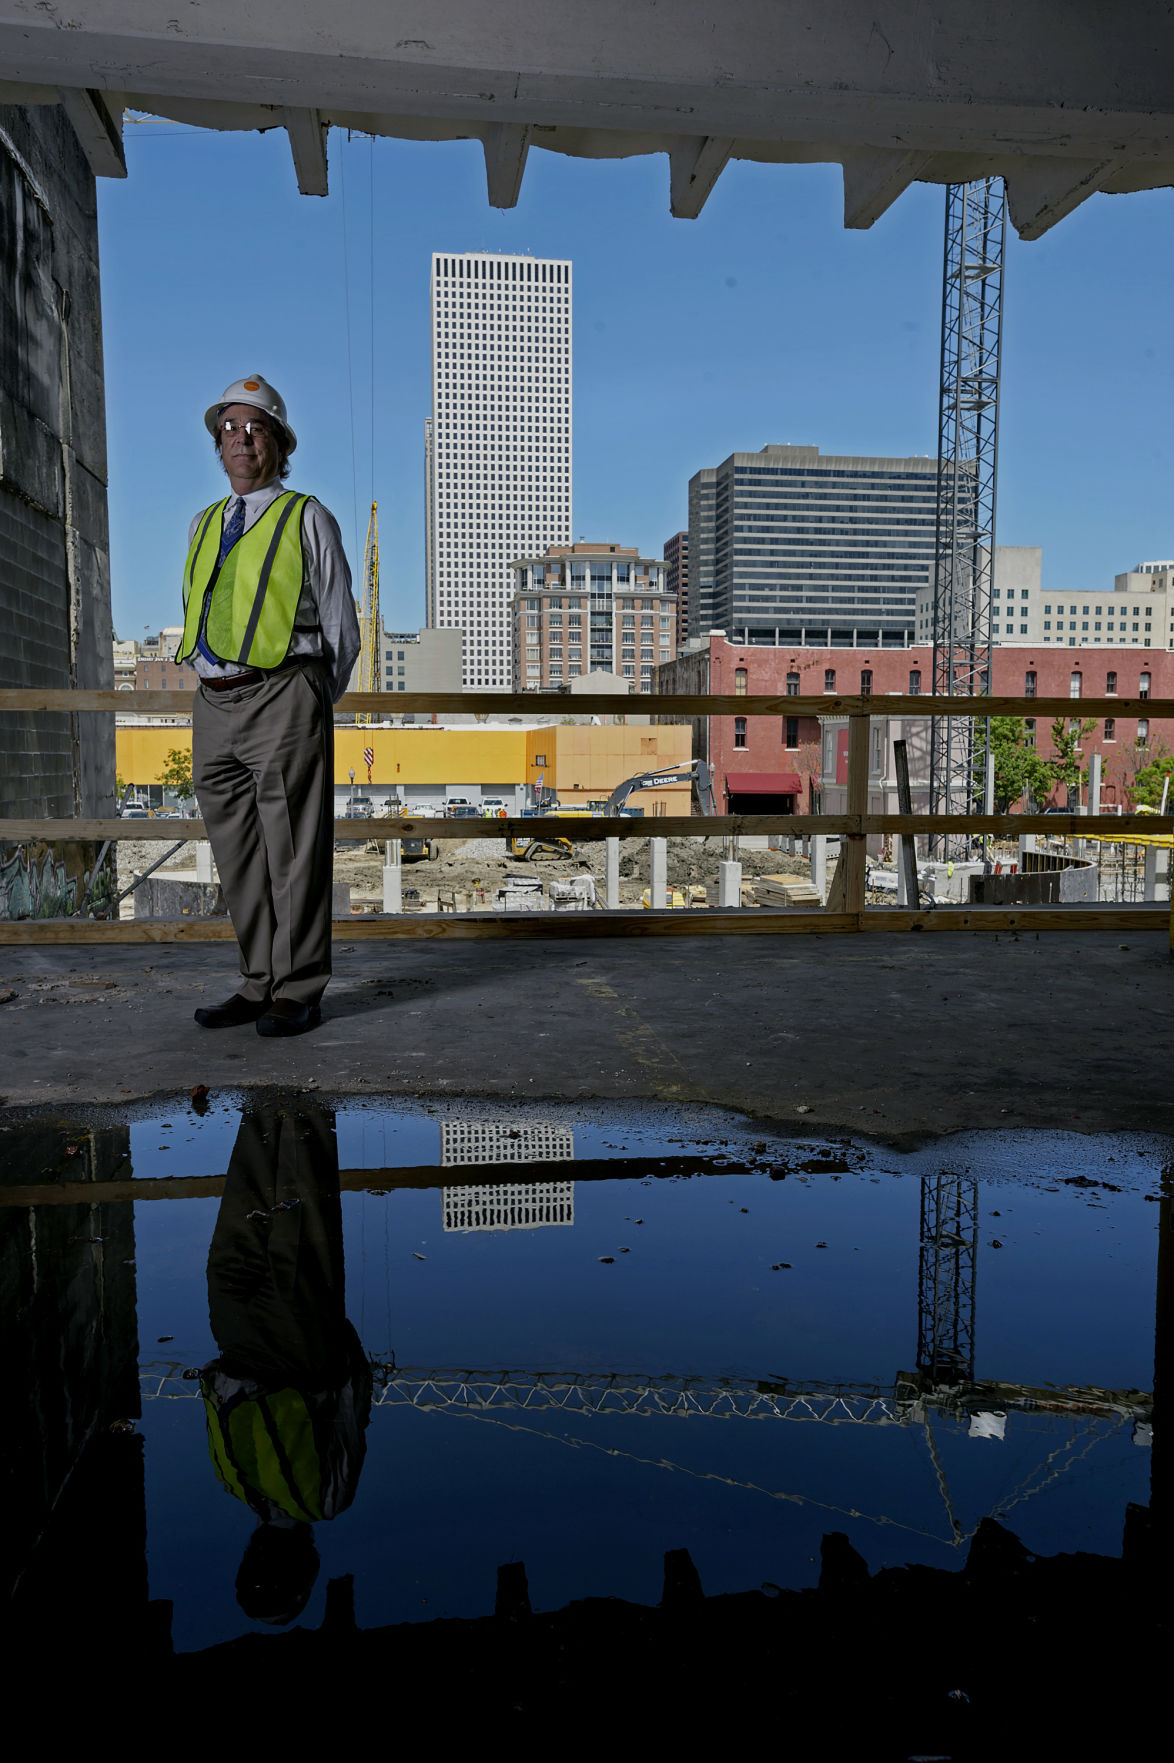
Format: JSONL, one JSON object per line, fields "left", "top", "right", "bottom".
{"left": 177, "top": 376, "right": 359, "bottom": 1036}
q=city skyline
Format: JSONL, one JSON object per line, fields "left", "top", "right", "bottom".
{"left": 96, "top": 127, "right": 1174, "bottom": 642}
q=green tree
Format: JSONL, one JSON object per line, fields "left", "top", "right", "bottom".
{"left": 1047, "top": 715, "right": 1098, "bottom": 804}
{"left": 973, "top": 717, "right": 1052, "bottom": 811}
{"left": 1129, "top": 746, "right": 1174, "bottom": 809}
{"left": 158, "top": 747, "right": 195, "bottom": 805}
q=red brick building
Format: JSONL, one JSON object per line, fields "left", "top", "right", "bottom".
{"left": 657, "top": 636, "right": 1174, "bottom": 813}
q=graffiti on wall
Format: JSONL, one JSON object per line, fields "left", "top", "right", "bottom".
{"left": 0, "top": 842, "right": 115, "bottom": 921}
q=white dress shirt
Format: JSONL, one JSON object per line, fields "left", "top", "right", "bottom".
{"left": 187, "top": 478, "right": 360, "bottom": 703}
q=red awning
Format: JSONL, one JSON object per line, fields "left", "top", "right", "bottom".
{"left": 725, "top": 772, "right": 803, "bottom": 795}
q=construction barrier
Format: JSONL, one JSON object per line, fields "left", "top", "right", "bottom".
{"left": 1, "top": 689, "right": 1172, "bottom": 947}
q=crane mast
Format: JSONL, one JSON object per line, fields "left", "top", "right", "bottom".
{"left": 929, "top": 179, "right": 1006, "bottom": 855}
{"left": 356, "top": 500, "right": 380, "bottom": 727}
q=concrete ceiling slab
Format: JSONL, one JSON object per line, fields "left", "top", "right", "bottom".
{"left": 3, "top": 3, "right": 1174, "bottom": 231}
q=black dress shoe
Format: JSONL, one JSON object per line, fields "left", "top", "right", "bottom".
{"left": 194, "top": 994, "right": 271, "bottom": 1029}
{"left": 256, "top": 999, "right": 322, "bottom": 1038}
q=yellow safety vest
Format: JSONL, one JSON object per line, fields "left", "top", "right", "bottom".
{"left": 202, "top": 1381, "right": 327, "bottom": 1523}
{"left": 176, "top": 491, "right": 310, "bottom": 670}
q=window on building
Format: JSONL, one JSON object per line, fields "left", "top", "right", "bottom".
{"left": 908, "top": 669, "right": 921, "bottom": 695}
{"left": 1024, "top": 718, "right": 1036, "bottom": 749}
{"left": 1138, "top": 718, "right": 1150, "bottom": 744}
{"left": 534, "top": 753, "right": 547, "bottom": 767}
{"left": 1104, "top": 717, "right": 1116, "bottom": 742}
{"left": 824, "top": 668, "right": 836, "bottom": 693}
{"left": 860, "top": 669, "right": 872, "bottom": 697}
{"left": 785, "top": 716, "right": 799, "bottom": 749}
{"left": 785, "top": 671, "right": 800, "bottom": 696}
{"left": 1024, "top": 671, "right": 1037, "bottom": 698}
{"left": 734, "top": 716, "right": 747, "bottom": 748}
{"left": 1069, "top": 672, "right": 1082, "bottom": 698}
{"left": 1140, "top": 672, "right": 1151, "bottom": 699}
{"left": 1106, "top": 670, "right": 1117, "bottom": 694}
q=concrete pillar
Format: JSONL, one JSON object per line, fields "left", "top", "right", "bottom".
{"left": 194, "top": 840, "right": 214, "bottom": 882}
{"left": 383, "top": 838, "right": 403, "bottom": 914}
{"left": 606, "top": 836, "right": 619, "bottom": 909}
{"left": 718, "top": 860, "right": 742, "bottom": 908}
{"left": 1144, "top": 843, "right": 1159, "bottom": 901}
{"left": 649, "top": 837, "right": 667, "bottom": 908}
{"left": 811, "top": 835, "right": 828, "bottom": 903}
{"left": 1089, "top": 751, "right": 1102, "bottom": 818}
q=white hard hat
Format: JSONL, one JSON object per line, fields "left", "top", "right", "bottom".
{"left": 204, "top": 375, "right": 297, "bottom": 450}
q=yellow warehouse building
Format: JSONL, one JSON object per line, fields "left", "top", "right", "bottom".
{"left": 116, "top": 722, "right": 694, "bottom": 815}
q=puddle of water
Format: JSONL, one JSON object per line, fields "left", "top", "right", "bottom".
{"left": 3, "top": 1099, "right": 1165, "bottom": 1659}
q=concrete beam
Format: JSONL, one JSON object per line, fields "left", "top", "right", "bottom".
{"left": 57, "top": 87, "right": 126, "bottom": 179}
{"left": 840, "top": 147, "right": 930, "bottom": 229}
{"left": 481, "top": 122, "right": 531, "bottom": 209}
{"left": 281, "top": 105, "right": 328, "bottom": 196}
{"left": 5, "top": 4, "right": 1174, "bottom": 229}
{"left": 669, "top": 135, "right": 734, "bottom": 219}
{"left": 1004, "top": 153, "right": 1123, "bottom": 239}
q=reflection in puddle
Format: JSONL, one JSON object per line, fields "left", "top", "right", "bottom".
{"left": 200, "top": 1108, "right": 370, "bottom": 1628}
{"left": 4, "top": 1096, "right": 1166, "bottom": 1727}
{"left": 441, "top": 1117, "right": 575, "bottom": 1231}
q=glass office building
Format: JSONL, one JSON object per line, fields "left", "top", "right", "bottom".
{"left": 687, "top": 444, "right": 937, "bottom": 647}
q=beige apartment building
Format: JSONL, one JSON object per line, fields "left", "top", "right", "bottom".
{"left": 510, "top": 542, "right": 676, "bottom": 692}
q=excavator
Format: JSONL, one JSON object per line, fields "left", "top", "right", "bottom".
{"left": 507, "top": 760, "right": 716, "bottom": 860}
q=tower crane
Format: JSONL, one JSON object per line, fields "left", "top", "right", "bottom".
{"left": 928, "top": 179, "right": 1006, "bottom": 856}
{"left": 356, "top": 500, "right": 380, "bottom": 728}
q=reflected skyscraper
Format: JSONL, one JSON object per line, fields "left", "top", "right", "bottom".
{"left": 441, "top": 1118, "right": 575, "bottom": 1232}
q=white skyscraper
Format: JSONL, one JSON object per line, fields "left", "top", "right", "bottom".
{"left": 427, "top": 251, "right": 572, "bottom": 689}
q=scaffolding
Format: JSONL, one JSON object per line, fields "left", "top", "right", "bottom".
{"left": 929, "top": 180, "right": 1006, "bottom": 855}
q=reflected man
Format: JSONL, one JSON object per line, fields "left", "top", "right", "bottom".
{"left": 200, "top": 1105, "right": 371, "bottom": 1625}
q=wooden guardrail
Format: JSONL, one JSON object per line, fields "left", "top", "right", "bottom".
{"left": 2, "top": 689, "right": 1172, "bottom": 944}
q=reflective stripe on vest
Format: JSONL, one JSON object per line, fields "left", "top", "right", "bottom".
{"left": 176, "top": 491, "right": 310, "bottom": 669}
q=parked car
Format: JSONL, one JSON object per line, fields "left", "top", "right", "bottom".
{"left": 481, "top": 798, "right": 510, "bottom": 818}
{"left": 119, "top": 804, "right": 150, "bottom": 819}
{"left": 446, "top": 804, "right": 480, "bottom": 819}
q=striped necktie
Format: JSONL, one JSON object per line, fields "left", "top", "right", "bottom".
{"left": 218, "top": 495, "right": 246, "bottom": 562}
{"left": 197, "top": 497, "right": 247, "bottom": 663}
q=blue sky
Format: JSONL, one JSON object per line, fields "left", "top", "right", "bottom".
{"left": 99, "top": 124, "right": 1174, "bottom": 639}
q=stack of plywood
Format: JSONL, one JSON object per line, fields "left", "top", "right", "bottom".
{"left": 753, "top": 873, "right": 823, "bottom": 909}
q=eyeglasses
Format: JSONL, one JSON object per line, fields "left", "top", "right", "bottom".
{"left": 219, "top": 418, "right": 274, "bottom": 439}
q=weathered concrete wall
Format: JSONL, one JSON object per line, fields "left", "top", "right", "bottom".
{"left": 0, "top": 102, "right": 114, "bottom": 831}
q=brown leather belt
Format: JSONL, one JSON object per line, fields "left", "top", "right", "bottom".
{"left": 201, "top": 669, "right": 265, "bottom": 692}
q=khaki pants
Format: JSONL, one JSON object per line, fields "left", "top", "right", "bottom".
{"left": 193, "top": 662, "right": 333, "bottom": 1006}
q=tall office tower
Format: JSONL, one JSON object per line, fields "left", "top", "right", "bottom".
{"left": 427, "top": 251, "right": 573, "bottom": 689}
{"left": 663, "top": 530, "right": 690, "bottom": 649}
{"left": 687, "top": 469, "right": 717, "bottom": 638}
{"left": 687, "top": 444, "right": 938, "bottom": 648}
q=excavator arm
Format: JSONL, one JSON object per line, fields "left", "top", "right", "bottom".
{"left": 605, "top": 760, "right": 716, "bottom": 817}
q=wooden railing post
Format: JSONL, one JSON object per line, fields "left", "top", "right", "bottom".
{"left": 844, "top": 711, "right": 870, "bottom": 922}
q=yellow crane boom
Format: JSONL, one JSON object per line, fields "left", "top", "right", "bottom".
{"left": 356, "top": 500, "right": 380, "bottom": 726}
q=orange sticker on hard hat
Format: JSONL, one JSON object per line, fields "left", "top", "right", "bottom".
{"left": 242, "top": 380, "right": 260, "bottom": 390}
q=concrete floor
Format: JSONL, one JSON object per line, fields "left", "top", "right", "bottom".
{"left": 1, "top": 928, "right": 1171, "bottom": 1140}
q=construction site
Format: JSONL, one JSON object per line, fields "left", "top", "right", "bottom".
{"left": 2, "top": 5, "right": 1173, "bottom": 1747}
